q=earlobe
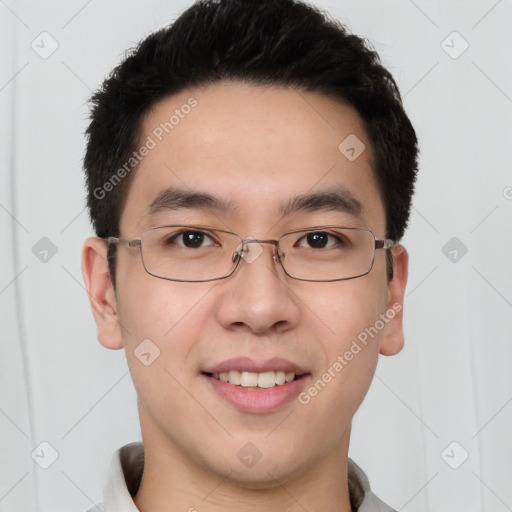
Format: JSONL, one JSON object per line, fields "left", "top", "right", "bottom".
{"left": 81, "top": 237, "right": 124, "bottom": 350}
{"left": 379, "top": 244, "right": 408, "bottom": 356}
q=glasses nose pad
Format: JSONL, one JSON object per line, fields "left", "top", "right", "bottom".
{"left": 233, "top": 240, "right": 247, "bottom": 264}
{"left": 233, "top": 238, "right": 255, "bottom": 263}
{"left": 273, "top": 248, "right": 285, "bottom": 263}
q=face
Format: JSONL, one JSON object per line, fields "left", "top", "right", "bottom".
{"left": 83, "top": 81, "right": 408, "bottom": 489}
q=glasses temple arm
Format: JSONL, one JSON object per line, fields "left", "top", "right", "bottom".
{"left": 105, "top": 237, "right": 141, "bottom": 248}
{"left": 375, "top": 239, "right": 398, "bottom": 249}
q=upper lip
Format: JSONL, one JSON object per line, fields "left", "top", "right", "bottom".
{"left": 202, "top": 357, "right": 309, "bottom": 375}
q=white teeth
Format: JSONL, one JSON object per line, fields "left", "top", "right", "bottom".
{"left": 210, "top": 370, "right": 297, "bottom": 387}
{"left": 228, "top": 370, "right": 241, "bottom": 385}
{"left": 241, "top": 371, "right": 258, "bottom": 387}
{"left": 257, "top": 371, "right": 276, "bottom": 388}
{"left": 275, "top": 370, "right": 286, "bottom": 385}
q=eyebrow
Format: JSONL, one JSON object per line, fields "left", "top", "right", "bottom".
{"left": 280, "top": 188, "right": 363, "bottom": 218}
{"left": 148, "top": 187, "right": 238, "bottom": 216}
{"left": 148, "top": 186, "right": 364, "bottom": 219}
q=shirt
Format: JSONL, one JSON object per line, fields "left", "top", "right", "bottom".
{"left": 87, "top": 442, "right": 396, "bottom": 512}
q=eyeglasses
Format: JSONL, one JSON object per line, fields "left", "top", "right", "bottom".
{"left": 105, "top": 225, "right": 397, "bottom": 282}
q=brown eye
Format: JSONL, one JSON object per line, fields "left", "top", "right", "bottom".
{"left": 306, "top": 232, "right": 328, "bottom": 248}
{"left": 296, "top": 231, "right": 342, "bottom": 249}
{"left": 181, "top": 231, "right": 206, "bottom": 248}
{"left": 165, "top": 230, "right": 215, "bottom": 249}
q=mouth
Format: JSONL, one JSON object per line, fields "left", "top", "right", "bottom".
{"left": 202, "top": 370, "right": 308, "bottom": 388}
{"left": 200, "top": 357, "right": 311, "bottom": 413}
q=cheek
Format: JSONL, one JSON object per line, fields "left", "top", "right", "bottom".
{"left": 298, "top": 276, "right": 388, "bottom": 412}
{"left": 115, "top": 253, "right": 212, "bottom": 341}
{"left": 114, "top": 278, "right": 211, "bottom": 422}
{"left": 307, "top": 274, "right": 388, "bottom": 349}
{"left": 114, "top": 263, "right": 216, "bottom": 395}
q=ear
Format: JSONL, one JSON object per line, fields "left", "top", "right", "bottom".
{"left": 81, "top": 237, "right": 124, "bottom": 350}
{"left": 379, "top": 244, "right": 409, "bottom": 356}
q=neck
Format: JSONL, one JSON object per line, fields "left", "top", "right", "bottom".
{"left": 132, "top": 409, "right": 354, "bottom": 512}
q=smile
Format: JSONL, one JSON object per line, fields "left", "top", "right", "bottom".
{"left": 203, "top": 370, "right": 303, "bottom": 388}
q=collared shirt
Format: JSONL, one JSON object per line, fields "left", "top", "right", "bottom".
{"left": 87, "top": 442, "right": 396, "bottom": 512}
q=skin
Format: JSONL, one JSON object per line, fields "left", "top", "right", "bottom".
{"left": 82, "top": 81, "right": 408, "bottom": 512}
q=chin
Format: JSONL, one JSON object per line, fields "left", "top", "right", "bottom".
{"left": 206, "top": 455, "right": 307, "bottom": 490}
{"left": 223, "top": 471, "right": 293, "bottom": 490}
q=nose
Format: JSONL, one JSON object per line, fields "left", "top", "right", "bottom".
{"left": 216, "top": 240, "right": 300, "bottom": 335}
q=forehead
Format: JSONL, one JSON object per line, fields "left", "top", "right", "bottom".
{"left": 120, "top": 81, "right": 386, "bottom": 235}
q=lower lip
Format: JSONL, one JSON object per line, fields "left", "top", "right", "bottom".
{"left": 202, "top": 374, "right": 311, "bottom": 414}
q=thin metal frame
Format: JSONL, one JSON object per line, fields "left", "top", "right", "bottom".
{"left": 105, "top": 224, "right": 397, "bottom": 283}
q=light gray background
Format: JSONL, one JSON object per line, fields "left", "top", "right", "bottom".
{"left": 1, "top": 0, "right": 511, "bottom": 510}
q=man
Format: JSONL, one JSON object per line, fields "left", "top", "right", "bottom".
{"left": 81, "top": 0, "right": 419, "bottom": 510}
